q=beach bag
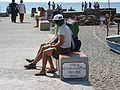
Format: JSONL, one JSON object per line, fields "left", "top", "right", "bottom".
{"left": 71, "top": 35, "right": 81, "bottom": 51}
{"left": 66, "top": 19, "right": 79, "bottom": 36}
{"left": 6, "top": 6, "right": 11, "bottom": 14}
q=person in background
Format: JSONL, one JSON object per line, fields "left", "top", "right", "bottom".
{"left": 48, "top": 1, "right": 51, "bottom": 9}
{"left": 96, "top": 2, "right": 100, "bottom": 9}
{"left": 18, "top": 0, "right": 26, "bottom": 23}
{"left": 9, "top": 0, "right": 18, "bottom": 23}
{"left": 93, "top": 2, "right": 97, "bottom": 9}
{"left": 52, "top": 2, "right": 55, "bottom": 10}
{"left": 81, "top": 2, "right": 84, "bottom": 11}
{"left": 84, "top": 1, "right": 87, "bottom": 10}
{"left": 89, "top": 2, "right": 92, "bottom": 9}
{"left": 34, "top": 7, "right": 47, "bottom": 28}
{"left": 24, "top": 14, "right": 72, "bottom": 76}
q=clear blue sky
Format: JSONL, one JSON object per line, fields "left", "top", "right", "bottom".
{"left": 1, "top": 0, "right": 120, "bottom": 2}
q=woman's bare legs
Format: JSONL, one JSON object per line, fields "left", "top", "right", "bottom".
{"left": 35, "top": 48, "right": 54, "bottom": 75}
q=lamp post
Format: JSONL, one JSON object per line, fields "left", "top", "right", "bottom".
{"left": 108, "top": 0, "right": 110, "bottom": 14}
{"left": 106, "top": 0, "right": 111, "bottom": 36}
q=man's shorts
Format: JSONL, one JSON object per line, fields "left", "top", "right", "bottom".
{"left": 52, "top": 47, "right": 71, "bottom": 59}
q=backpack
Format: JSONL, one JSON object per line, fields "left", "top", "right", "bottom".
{"left": 66, "top": 20, "right": 82, "bottom": 51}
{"left": 71, "top": 35, "right": 81, "bottom": 51}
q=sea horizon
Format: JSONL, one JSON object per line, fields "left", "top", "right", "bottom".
{"left": 0, "top": 1, "right": 120, "bottom": 13}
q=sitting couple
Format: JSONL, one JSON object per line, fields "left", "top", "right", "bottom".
{"left": 24, "top": 14, "right": 72, "bottom": 76}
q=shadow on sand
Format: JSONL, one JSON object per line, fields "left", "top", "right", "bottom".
{"left": 24, "top": 66, "right": 93, "bottom": 86}
{"left": 15, "top": 22, "right": 31, "bottom": 24}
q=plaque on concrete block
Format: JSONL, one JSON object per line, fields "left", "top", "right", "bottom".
{"left": 58, "top": 52, "right": 89, "bottom": 81}
{"left": 62, "top": 62, "right": 86, "bottom": 78}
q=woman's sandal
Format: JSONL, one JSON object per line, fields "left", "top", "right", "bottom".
{"left": 35, "top": 72, "right": 46, "bottom": 76}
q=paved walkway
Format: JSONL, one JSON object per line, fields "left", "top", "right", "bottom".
{"left": 0, "top": 14, "right": 95, "bottom": 90}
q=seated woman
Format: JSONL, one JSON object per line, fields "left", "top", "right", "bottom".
{"left": 34, "top": 7, "right": 47, "bottom": 28}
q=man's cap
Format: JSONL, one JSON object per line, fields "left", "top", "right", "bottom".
{"left": 53, "top": 14, "right": 63, "bottom": 21}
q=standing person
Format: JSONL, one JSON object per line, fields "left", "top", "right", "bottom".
{"left": 81, "top": 2, "right": 84, "bottom": 11}
{"left": 89, "top": 2, "right": 92, "bottom": 9}
{"left": 52, "top": 2, "right": 55, "bottom": 10}
{"left": 84, "top": 1, "right": 87, "bottom": 10}
{"left": 93, "top": 2, "right": 97, "bottom": 9}
{"left": 34, "top": 7, "right": 47, "bottom": 28}
{"left": 9, "top": 0, "right": 18, "bottom": 23}
{"left": 96, "top": 2, "right": 100, "bottom": 9}
{"left": 24, "top": 14, "right": 72, "bottom": 76}
{"left": 48, "top": 1, "right": 51, "bottom": 9}
{"left": 18, "top": 0, "right": 26, "bottom": 23}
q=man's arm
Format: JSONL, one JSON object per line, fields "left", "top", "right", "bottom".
{"left": 46, "top": 35, "right": 58, "bottom": 44}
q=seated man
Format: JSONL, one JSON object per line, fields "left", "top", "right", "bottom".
{"left": 34, "top": 7, "right": 48, "bottom": 28}
{"left": 24, "top": 14, "right": 72, "bottom": 76}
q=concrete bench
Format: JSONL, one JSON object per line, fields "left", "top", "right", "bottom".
{"left": 39, "top": 20, "right": 50, "bottom": 31}
{"left": 56, "top": 52, "right": 89, "bottom": 81}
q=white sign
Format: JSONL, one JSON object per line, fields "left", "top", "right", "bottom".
{"left": 62, "top": 62, "right": 86, "bottom": 78}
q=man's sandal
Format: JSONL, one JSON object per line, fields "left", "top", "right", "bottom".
{"left": 47, "top": 69, "right": 56, "bottom": 73}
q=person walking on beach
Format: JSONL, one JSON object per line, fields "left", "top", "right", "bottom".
{"left": 18, "top": 0, "right": 26, "bottom": 23}
{"left": 9, "top": 0, "right": 18, "bottom": 23}
{"left": 24, "top": 14, "right": 72, "bottom": 76}
{"left": 34, "top": 7, "right": 47, "bottom": 28}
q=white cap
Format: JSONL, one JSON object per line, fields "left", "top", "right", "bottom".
{"left": 53, "top": 14, "right": 63, "bottom": 21}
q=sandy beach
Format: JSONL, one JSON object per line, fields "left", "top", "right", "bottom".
{"left": 0, "top": 14, "right": 119, "bottom": 90}
{"left": 79, "top": 25, "right": 120, "bottom": 90}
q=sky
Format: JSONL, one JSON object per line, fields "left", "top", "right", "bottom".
{"left": 1, "top": 0, "right": 120, "bottom": 2}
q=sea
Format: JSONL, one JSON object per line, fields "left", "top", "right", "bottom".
{"left": 0, "top": 2, "right": 120, "bottom": 13}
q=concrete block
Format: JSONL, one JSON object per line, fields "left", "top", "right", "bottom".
{"left": 58, "top": 52, "right": 89, "bottom": 81}
{"left": 39, "top": 20, "right": 50, "bottom": 31}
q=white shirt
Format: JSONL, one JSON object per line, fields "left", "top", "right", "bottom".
{"left": 57, "top": 24, "right": 72, "bottom": 48}
{"left": 19, "top": 3, "right": 26, "bottom": 13}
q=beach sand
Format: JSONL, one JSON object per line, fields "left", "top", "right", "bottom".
{"left": 79, "top": 25, "right": 120, "bottom": 90}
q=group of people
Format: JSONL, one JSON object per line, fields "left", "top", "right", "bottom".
{"left": 7, "top": 0, "right": 78, "bottom": 76}
{"left": 7, "top": 0, "right": 26, "bottom": 23}
{"left": 81, "top": 1, "right": 100, "bottom": 11}
{"left": 48, "top": 1, "right": 62, "bottom": 10}
{"left": 24, "top": 14, "right": 72, "bottom": 76}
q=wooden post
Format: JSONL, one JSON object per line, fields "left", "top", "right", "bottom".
{"left": 107, "top": 23, "right": 109, "bottom": 36}
{"left": 118, "top": 22, "right": 120, "bottom": 35}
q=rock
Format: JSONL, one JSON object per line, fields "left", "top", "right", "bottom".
{"left": 75, "top": 14, "right": 99, "bottom": 25}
